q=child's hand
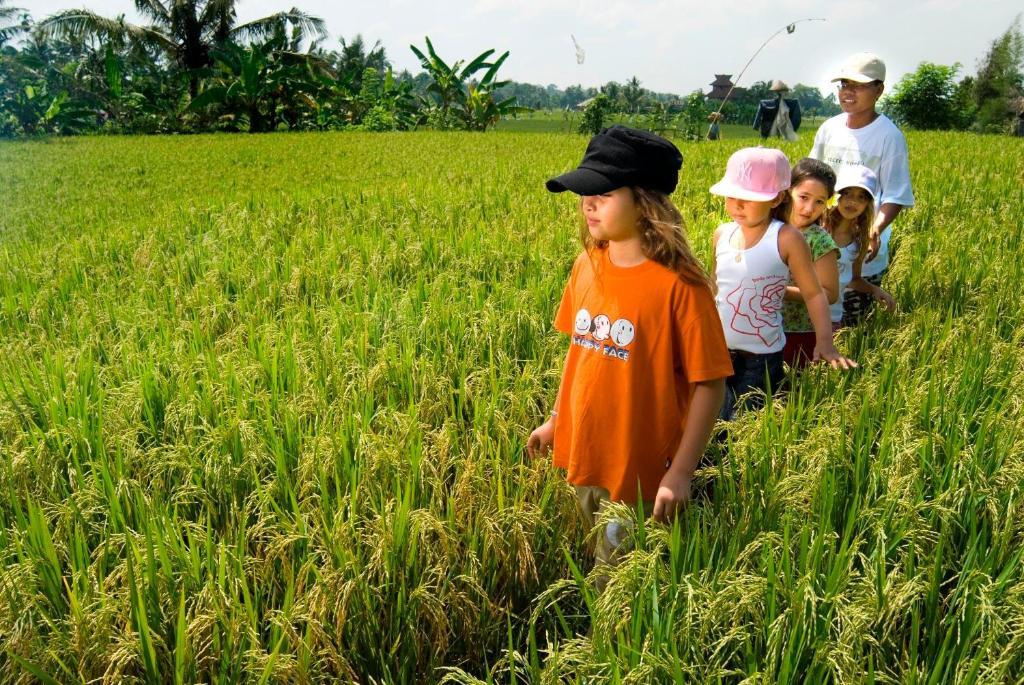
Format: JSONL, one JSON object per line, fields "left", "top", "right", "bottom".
{"left": 526, "top": 419, "right": 555, "bottom": 459}
{"left": 652, "top": 470, "right": 692, "bottom": 523}
{"left": 874, "top": 287, "right": 896, "bottom": 311}
{"left": 813, "top": 344, "right": 859, "bottom": 370}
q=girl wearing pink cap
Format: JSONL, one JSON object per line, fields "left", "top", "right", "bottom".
{"left": 710, "top": 147, "right": 857, "bottom": 420}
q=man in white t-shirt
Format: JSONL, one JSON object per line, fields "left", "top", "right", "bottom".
{"left": 809, "top": 53, "right": 914, "bottom": 285}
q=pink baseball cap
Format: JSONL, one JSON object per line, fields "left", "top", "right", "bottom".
{"left": 710, "top": 147, "right": 791, "bottom": 202}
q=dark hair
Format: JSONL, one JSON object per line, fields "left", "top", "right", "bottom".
{"left": 772, "top": 157, "right": 837, "bottom": 223}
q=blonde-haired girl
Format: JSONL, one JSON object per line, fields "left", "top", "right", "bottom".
{"left": 823, "top": 165, "right": 896, "bottom": 326}
{"left": 527, "top": 126, "right": 733, "bottom": 586}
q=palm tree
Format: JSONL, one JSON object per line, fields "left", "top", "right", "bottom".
{"left": 336, "top": 34, "right": 387, "bottom": 80}
{"left": 0, "top": 0, "right": 27, "bottom": 46}
{"left": 188, "top": 27, "right": 322, "bottom": 133}
{"left": 601, "top": 81, "right": 623, "bottom": 111}
{"left": 38, "top": 0, "right": 326, "bottom": 95}
{"left": 623, "top": 76, "right": 644, "bottom": 113}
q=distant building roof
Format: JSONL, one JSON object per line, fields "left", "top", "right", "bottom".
{"left": 707, "top": 74, "right": 744, "bottom": 100}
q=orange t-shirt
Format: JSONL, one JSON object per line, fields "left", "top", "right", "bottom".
{"left": 552, "top": 248, "right": 733, "bottom": 503}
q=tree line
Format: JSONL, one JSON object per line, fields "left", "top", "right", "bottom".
{"left": 5, "top": 2, "right": 1016, "bottom": 138}
{"left": 497, "top": 78, "right": 840, "bottom": 121}
{"left": 884, "top": 17, "right": 1023, "bottom": 134}
{"left": 0, "top": 1, "right": 527, "bottom": 136}
{"left": 0, "top": 0, "right": 846, "bottom": 139}
{"left": 546, "top": 79, "right": 841, "bottom": 141}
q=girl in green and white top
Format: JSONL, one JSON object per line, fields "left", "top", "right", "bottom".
{"left": 773, "top": 158, "right": 840, "bottom": 368}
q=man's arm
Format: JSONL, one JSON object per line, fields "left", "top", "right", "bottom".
{"left": 866, "top": 203, "right": 904, "bottom": 261}
{"left": 874, "top": 203, "right": 903, "bottom": 234}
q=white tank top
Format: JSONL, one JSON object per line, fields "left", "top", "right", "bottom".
{"left": 715, "top": 219, "right": 789, "bottom": 353}
{"left": 832, "top": 241, "right": 860, "bottom": 323}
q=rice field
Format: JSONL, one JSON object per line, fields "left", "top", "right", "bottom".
{"left": 0, "top": 127, "right": 1023, "bottom": 684}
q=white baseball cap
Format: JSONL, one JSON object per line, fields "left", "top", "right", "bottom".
{"left": 835, "top": 165, "right": 878, "bottom": 201}
{"left": 832, "top": 53, "right": 886, "bottom": 84}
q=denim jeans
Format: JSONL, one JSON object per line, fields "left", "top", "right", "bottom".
{"left": 720, "top": 349, "right": 785, "bottom": 421}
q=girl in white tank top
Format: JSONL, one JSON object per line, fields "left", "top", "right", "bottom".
{"left": 710, "top": 148, "right": 858, "bottom": 419}
{"left": 714, "top": 219, "right": 789, "bottom": 354}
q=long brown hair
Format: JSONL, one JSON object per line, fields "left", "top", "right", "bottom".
{"left": 579, "top": 187, "right": 713, "bottom": 290}
{"left": 823, "top": 188, "right": 876, "bottom": 265}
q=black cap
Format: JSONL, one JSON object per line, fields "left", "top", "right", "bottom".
{"left": 546, "top": 125, "right": 683, "bottom": 195}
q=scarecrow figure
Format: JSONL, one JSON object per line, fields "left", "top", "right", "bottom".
{"left": 707, "top": 111, "right": 722, "bottom": 140}
{"left": 753, "top": 79, "right": 801, "bottom": 141}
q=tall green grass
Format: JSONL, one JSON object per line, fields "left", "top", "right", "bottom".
{"left": 1, "top": 129, "right": 1022, "bottom": 683}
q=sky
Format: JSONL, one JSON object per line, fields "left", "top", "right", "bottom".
{"left": 25, "top": 0, "right": 1022, "bottom": 96}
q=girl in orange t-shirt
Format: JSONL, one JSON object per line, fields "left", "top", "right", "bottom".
{"left": 526, "top": 126, "right": 733, "bottom": 551}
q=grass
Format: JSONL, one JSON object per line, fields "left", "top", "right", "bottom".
{"left": 0, "top": 128, "right": 1022, "bottom": 683}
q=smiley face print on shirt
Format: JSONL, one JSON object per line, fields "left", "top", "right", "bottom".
{"left": 570, "top": 308, "right": 635, "bottom": 362}
{"left": 610, "top": 319, "right": 635, "bottom": 346}
{"left": 574, "top": 309, "right": 592, "bottom": 335}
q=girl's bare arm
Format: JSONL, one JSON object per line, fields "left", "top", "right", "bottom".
{"left": 780, "top": 227, "right": 857, "bottom": 369}
{"left": 526, "top": 350, "right": 570, "bottom": 458}
{"left": 847, "top": 277, "right": 897, "bottom": 310}
{"left": 653, "top": 378, "right": 726, "bottom": 522}
{"left": 785, "top": 249, "right": 839, "bottom": 303}
{"left": 709, "top": 226, "right": 722, "bottom": 295}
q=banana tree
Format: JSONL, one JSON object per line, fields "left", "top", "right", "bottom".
{"left": 458, "top": 50, "right": 528, "bottom": 130}
{"left": 409, "top": 36, "right": 496, "bottom": 128}
{"left": 0, "top": 71, "right": 94, "bottom": 134}
{"left": 462, "top": 86, "right": 528, "bottom": 131}
{"left": 94, "top": 41, "right": 158, "bottom": 131}
{"left": 359, "top": 66, "right": 424, "bottom": 130}
{"left": 0, "top": 36, "right": 97, "bottom": 134}
{"left": 188, "top": 33, "right": 319, "bottom": 132}
{"left": 306, "top": 62, "right": 356, "bottom": 128}
{"left": 188, "top": 41, "right": 278, "bottom": 131}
